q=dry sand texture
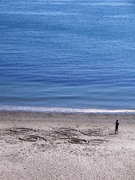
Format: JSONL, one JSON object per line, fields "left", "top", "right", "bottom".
{"left": 0, "top": 111, "right": 135, "bottom": 180}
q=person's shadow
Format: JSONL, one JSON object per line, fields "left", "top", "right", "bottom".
{"left": 109, "top": 133, "right": 115, "bottom": 135}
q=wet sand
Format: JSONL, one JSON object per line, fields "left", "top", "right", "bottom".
{"left": 0, "top": 111, "right": 135, "bottom": 180}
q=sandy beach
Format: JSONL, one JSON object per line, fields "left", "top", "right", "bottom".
{"left": 0, "top": 111, "right": 135, "bottom": 180}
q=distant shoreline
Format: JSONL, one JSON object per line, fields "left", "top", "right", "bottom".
{"left": 1, "top": 110, "right": 135, "bottom": 123}
{"left": 0, "top": 105, "right": 135, "bottom": 114}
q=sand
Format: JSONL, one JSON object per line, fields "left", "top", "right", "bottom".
{"left": 0, "top": 111, "right": 135, "bottom": 180}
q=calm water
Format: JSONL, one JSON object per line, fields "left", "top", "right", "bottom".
{"left": 0, "top": 0, "right": 135, "bottom": 113}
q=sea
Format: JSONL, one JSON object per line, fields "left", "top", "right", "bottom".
{"left": 0, "top": 0, "right": 135, "bottom": 114}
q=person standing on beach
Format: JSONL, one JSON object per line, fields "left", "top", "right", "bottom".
{"left": 115, "top": 120, "right": 119, "bottom": 134}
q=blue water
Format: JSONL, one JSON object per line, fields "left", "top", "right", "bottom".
{"left": 0, "top": 0, "right": 135, "bottom": 113}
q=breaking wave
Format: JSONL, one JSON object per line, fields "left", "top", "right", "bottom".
{"left": 0, "top": 105, "right": 135, "bottom": 114}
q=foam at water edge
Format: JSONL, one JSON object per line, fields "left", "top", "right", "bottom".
{"left": 0, "top": 105, "right": 135, "bottom": 114}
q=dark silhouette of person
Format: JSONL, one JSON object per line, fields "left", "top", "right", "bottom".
{"left": 115, "top": 120, "right": 119, "bottom": 134}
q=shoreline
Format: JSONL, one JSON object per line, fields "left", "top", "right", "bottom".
{"left": 1, "top": 110, "right": 135, "bottom": 126}
{"left": 1, "top": 105, "right": 135, "bottom": 114}
{"left": 1, "top": 109, "right": 135, "bottom": 118}
{"left": 0, "top": 110, "right": 135, "bottom": 180}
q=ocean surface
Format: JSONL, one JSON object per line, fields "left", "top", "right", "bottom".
{"left": 0, "top": 0, "right": 135, "bottom": 113}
